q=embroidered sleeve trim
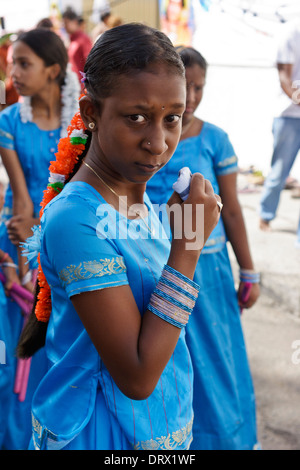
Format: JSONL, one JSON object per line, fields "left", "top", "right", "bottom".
{"left": 59, "top": 257, "right": 127, "bottom": 287}
{"left": 0, "top": 128, "right": 14, "bottom": 141}
{"left": 216, "top": 155, "right": 237, "bottom": 168}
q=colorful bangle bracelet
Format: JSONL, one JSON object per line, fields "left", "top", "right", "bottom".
{"left": 239, "top": 269, "right": 260, "bottom": 284}
{"left": 1, "top": 262, "right": 18, "bottom": 269}
{"left": 147, "top": 265, "right": 200, "bottom": 329}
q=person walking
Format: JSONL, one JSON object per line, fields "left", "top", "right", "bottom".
{"left": 259, "top": 19, "right": 300, "bottom": 232}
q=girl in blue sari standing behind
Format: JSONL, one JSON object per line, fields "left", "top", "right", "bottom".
{"left": 147, "top": 46, "right": 261, "bottom": 450}
{"left": 0, "top": 28, "right": 79, "bottom": 449}
{"left": 17, "top": 24, "right": 221, "bottom": 450}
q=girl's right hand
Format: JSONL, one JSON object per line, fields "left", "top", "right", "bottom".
{"left": 167, "top": 173, "right": 221, "bottom": 276}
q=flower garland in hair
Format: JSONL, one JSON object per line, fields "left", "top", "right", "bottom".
{"left": 34, "top": 105, "right": 88, "bottom": 322}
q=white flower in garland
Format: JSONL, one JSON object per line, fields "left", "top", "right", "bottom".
{"left": 60, "top": 64, "right": 81, "bottom": 137}
{"left": 19, "top": 95, "right": 33, "bottom": 123}
{"left": 21, "top": 224, "right": 42, "bottom": 269}
{"left": 19, "top": 64, "right": 80, "bottom": 138}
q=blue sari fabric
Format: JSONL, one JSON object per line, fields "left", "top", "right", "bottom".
{"left": 0, "top": 103, "right": 61, "bottom": 218}
{"left": 0, "top": 103, "right": 60, "bottom": 449}
{"left": 30, "top": 182, "right": 194, "bottom": 450}
{"left": 146, "top": 122, "right": 258, "bottom": 450}
{"left": 0, "top": 282, "right": 13, "bottom": 448}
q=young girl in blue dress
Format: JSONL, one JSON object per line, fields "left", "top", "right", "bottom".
{"left": 147, "top": 46, "right": 261, "bottom": 450}
{"left": 0, "top": 28, "right": 79, "bottom": 449}
{"left": 17, "top": 23, "right": 221, "bottom": 450}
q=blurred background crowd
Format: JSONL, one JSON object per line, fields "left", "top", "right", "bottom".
{"left": 1, "top": 0, "right": 300, "bottom": 200}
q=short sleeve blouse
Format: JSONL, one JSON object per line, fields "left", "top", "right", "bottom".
{"left": 31, "top": 181, "right": 194, "bottom": 450}
{"left": 0, "top": 103, "right": 60, "bottom": 215}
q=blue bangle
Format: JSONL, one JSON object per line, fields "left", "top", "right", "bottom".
{"left": 148, "top": 304, "right": 184, "bottom": 329}
{"left": 147, "top": 265, "right": 200, "bottom": 329}
{"left": 153, "top": 287, "right": 193, "bottom": 313}
{"left": 163, "top": 264, "right": 200, "bottom": 292}
{"left": 239, "top": 269, "right": 260, "bottom": 284}
{"left": 159, "top": 277, "right": 198, "bottom": 302}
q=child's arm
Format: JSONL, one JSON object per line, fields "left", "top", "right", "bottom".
{"left": 0, "top": 249, "right": 20, "bottom": 292}
{"left": 0, "top": 147, "right": 34, "bottom": 217}
{"left": 218, "top": 171, "right": 260, "bottom": 309}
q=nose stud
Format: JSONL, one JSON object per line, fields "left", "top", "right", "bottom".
{"left": 147, "top": 141, "right": 151, "bottom": 145}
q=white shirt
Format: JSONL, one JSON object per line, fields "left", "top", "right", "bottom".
{"left": 274, "top": 20, "right": 300, "bottom": 118}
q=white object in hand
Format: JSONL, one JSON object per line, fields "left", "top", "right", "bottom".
{"left": 172, "top": 167, "right": 192, "bottom": 201}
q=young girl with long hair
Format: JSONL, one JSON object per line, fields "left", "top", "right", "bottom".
{"left": 17, "top": 23, "right": 221, "bottom": 450}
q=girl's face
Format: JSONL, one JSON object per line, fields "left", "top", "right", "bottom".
{"left": 88, "top": 65, "right": 186, "bottom": 184}
{"left": 184, "top": 64, "right": 206, "bottom": 124}
{"left": 11, "top": 41, "right": 55, "bottom": 96}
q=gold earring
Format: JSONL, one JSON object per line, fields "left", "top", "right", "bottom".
{"left": 89, "top": 122, "right": 95, "bottom": 130}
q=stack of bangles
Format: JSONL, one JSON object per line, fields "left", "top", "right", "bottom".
{"left": 0, "top": 252, "right": 18, "bottom": 270}
{"left": 239, "top": 268, "right": 260, "bottom": 284}
{"left": 147, "top": 264, "right": 200, "bottom": 329}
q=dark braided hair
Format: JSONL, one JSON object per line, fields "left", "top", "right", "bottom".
{"left": 175, "top": 45, "right": 208, "bottom": 73}
{"left": 84, "top": 23, "right": 185, "bottom": 106}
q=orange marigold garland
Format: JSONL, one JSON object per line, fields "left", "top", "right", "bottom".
{"left": 35, "top": 109, "right": 88, "bottom": 322}
{"left": 35, "top": 253, "right": 52, "bottom": 322}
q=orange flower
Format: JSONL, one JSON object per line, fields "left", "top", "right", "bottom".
{"left": 35, "top": 110, "right": 87, "bottom": 323}
{"left": 35, "top": 254, "right": 52, "bottom": 322}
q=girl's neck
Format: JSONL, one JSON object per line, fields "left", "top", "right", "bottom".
{"left": 31, "top": 83, "right": 61, "bottom": 129}
{"left": 74, "top": 149, "right": 147, "bottom": 210}
{"left": 180, "top": 116, "right": 204, "bottom": 141}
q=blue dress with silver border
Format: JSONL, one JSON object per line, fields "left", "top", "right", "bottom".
{"left": 146, "top": 121, "right": 259, "bottom": 450}
{"left": 28, "top": 181, "right": 194, "bottom": 450}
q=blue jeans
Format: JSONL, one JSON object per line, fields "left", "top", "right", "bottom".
{"left": 260, "top": 117, "right": 300, "bottom": 222}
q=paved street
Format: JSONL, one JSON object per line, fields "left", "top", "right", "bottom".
{"left": 230, "top": 179, "right": 300, "bottom": 450}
